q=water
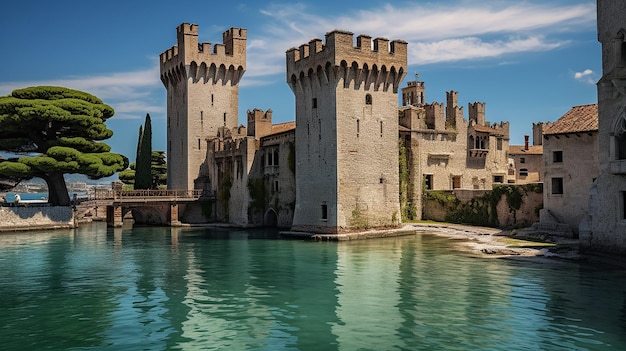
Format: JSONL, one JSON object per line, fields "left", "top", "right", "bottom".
{"left": 1, "top": 224, "right": 625, "bottom": 351}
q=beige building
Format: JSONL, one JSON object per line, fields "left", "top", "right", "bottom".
{"left": 541, "top": 104, "right": 598, "bottom": 237}
{"left": 508, "top": 123, "right": 544, "bottom": 184}
{"left": 399, "top": 80, "right": 510, "bottom": 219}
{"left": 581, "top": 0, "right": 626, "bottom": 252}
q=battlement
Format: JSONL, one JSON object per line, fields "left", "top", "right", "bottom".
{"left": 286, "top": 30, "right": 407, "bottom": 64}
{"left": 468, "top": 102, "right": 486, "bottom": 125}
{"left": 286, "top": 29, "right": 407, "bottom": 93}
{"left": 247, "top": 108, "right": 273, "bottom": 139}
{"left": 160, "top": 24, "right": 246, "bottom": 63}
{"left": 160, "top": 23, "right": 247, "bottom": 87}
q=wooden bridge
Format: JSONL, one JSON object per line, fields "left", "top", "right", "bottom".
{"left": 97, "top": 189, "right": 214, "bottom": 227}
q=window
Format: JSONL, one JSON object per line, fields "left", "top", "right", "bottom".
{"left": 197, "top": 138, "right": 201, "bottom": 149}
{"left": 321, "top": 204, "right": 328, "bottom": 220}
{"left": 200, "top": 111, "right": 203, "bottom": 122}
{"left": 519, "top": 168, "right": 528, "bottom": 177}
{"left": 497, "top": 138, "right": 502, "bottom": 150}
{"left": 380, "top": 121, "right": 383, "bottom": 137}
{"left": 424, "top": 174, "right": 433, "bottom": 190}
{"left": 520, "top": 157, "right": 526, "bottom": 164}
{"left": 274, "top": 150, "right": 279, "bottom": 166}
{"left": 312, "top": 98, "right": 317, "bottom": 109}
{"left": 365, "top": 94, "right": 372, "bottom": 105}
{"left": 211, "top": 94, "right": 214, "bottom": 106}
{"left": 452, "top": 176, "right": 461, "bottom": 189}
{"left": 493, "top": 175, "right": 504, "bottom": 183}
{"left": 553, "top": 151, "right": 563, "bottom": 163}
{"left": 357, "top": 119, "right": 360, "bottom": 137}
{"left": 551, "top": 177, "right": 564, "bottom": 195}
{"left": 622, "top": 192, "right": 626, "bottom": 220}
{"left": 223, "top": 113, "right": 227, "bottom": 124}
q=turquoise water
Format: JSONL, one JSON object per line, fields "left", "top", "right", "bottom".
{"left": 1, "top": 224, "right": 625, "bottom": 351}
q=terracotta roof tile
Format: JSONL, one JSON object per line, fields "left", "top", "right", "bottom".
{"left": 269, "top": 121, "right": 296, "bottom": 135}
{"left": 509, "top": 145, "right": 543, "bottom": 155}
{"left": 543, "top": 104, "right": 598, "bottom": 135}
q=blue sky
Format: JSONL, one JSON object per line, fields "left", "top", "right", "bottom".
{"left": 0, "top": 0, "right": 598, "bottom": 165}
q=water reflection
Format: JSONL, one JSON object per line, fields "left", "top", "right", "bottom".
{"left": 1, "top": 224, "right": 626, "bottom": 350}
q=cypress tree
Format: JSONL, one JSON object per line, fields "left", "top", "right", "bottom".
{"left": 134, "top": 114, "right": 152, "bottom": 189}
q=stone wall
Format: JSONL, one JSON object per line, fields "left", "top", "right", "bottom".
{"left": 0, "top": 206, "right": 75, "bottom": 232}
{"left": 423, "top": 184, "right": 542, "bottom": 229}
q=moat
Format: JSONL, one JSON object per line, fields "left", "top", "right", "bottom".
{"left": 1, "top": 223, "right": 625, "bottom": 350}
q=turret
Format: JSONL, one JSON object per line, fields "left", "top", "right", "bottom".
{"left": 468, "top": 102, "right": 486, "bottom": 126}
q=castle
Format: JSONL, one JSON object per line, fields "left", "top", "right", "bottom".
{"left": 160, "top": 23, "right": 510, "bottom": 233}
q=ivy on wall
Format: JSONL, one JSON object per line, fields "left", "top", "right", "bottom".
{"left": 425, "top": 183, "right": 542, "bottom": 228}
{"left": 398, "top": 139, "right": 417, "bottom": 221}
{"left": 247, "top": 177, "right": 266, "bottom": 214}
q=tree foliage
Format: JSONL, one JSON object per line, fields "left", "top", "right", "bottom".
{"left": 134, "top": 113, "right": 152, "bottom": 189}
{"left": 0, "top": 86, "right": 128, "bottom": 205}
{"left": 119, "top": 151, "right": 167, "bottom": 189}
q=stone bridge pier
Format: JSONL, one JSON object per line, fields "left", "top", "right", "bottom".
{"left": 106, "top": 202, "right": 182, "bottom": 227}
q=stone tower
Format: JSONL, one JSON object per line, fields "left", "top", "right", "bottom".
{"left": 581, "top": 0, "right": 626, "bottom": 252}
{"left": 402, "top": 80, "right": 425, "bottom": 106}
{"left": 160, "top": 23, "right": 246, "bottom": 190}
{"left": 286, "top": 30, "right": 408, "bottom": 233}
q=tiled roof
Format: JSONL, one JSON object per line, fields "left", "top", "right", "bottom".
{"left": 543, "top": 104, "right": 598, "bottom": 135}
{"left": 269, "top": 121, "right": 296, "bottom": 135}
{"left": 509, "top": 145, "right": 543, "bottom": 155}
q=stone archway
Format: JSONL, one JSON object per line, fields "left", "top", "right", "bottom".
{"left": 264, "top": 208, "right": 278, "bottom": 227}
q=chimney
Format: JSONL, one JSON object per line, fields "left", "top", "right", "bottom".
{"left": 524, "top": 135, "right": 529, "bottom": 150}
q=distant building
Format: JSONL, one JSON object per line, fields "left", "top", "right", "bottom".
{"left": 541, "top": 104, "right": 598, "bottom": 237}
{"left": 508, "top": 123, "right": 544, "bottom": 184}
{"left": 581, "top": 1, "right": 626, "bottom": 252}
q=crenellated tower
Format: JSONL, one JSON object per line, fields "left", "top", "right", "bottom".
{"left": 160, "top": 23, "right": 246, "bottom": 190}
{"left": 286, "top": 30, "right": 407, "bottom": 233}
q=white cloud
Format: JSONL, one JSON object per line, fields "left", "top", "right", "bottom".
{"left": 247, "top": 1, "right": 596, "bottom": 76}
{"left": 411, "top": 36, "right": 565, "bottom": 64}
{"left": 574, "top": 68, "right": 596, "bottom": 84}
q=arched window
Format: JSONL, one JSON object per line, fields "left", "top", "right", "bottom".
{"left": 365, "top": 94, "right": 372, "bottom": 105}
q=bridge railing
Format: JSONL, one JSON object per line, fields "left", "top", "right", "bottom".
{"left": 94, "top": 189, "right": 214, "bottom": 201}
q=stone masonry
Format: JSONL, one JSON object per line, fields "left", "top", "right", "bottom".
{"left": 160, "top": 24, "right": 246, "bottom": 191}
{"left": 286, "top": 30, "right": 408, "bottom": 233}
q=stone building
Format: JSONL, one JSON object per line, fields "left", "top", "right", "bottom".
{"left": 541, "top": 104, "right": 598, "bottom": 237}
{"left": 508, "top": 123, "right": 544, "bottom": 184}
{"left": 399, "top": 79, "right": 510, "bottom": 219}
{"left": 160, "top": 24, "right": 246, "bottom": 191}
{"left": 286, "top": 30, "right": 407, "bottom": 233}
{"left": 580, "top": 1, "right": 626, "bottom": 252}
{"left": 205, "top": 109, "right": 295, "bottom": 227}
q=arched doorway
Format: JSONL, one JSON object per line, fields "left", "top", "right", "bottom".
{"left": 264, "top": 208, "right": 278, "bottom": 227}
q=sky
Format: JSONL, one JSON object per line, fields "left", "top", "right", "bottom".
{"left": 0, "top": 0, "right": 599, "bottom": 167}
